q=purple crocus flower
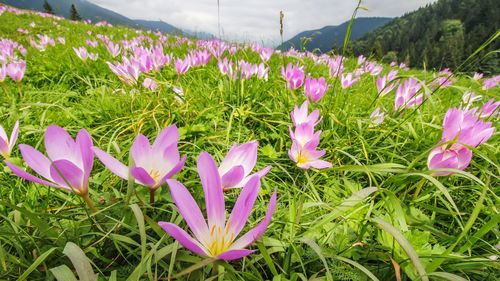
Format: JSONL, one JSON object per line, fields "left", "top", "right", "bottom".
{"left": 73, "top": 47, "right": 89, "bottom": 61}
{"left": 291, "top": 100, "right": 320, "bottom": 127}
{"left": 369, "top": 107, "right": 385, "bottom": 127}
{"left": 218, "top": 141, "right": 271, "bottom": 189}
{"left": 394, "top": 78, "right": 423, "bottom": 110}
{"left": 7, "top": 61, "right": 26, "bottom": 82}
{"left": 174, "top": 57, "right": 191, "bottom": 75}
{"left": 158, "top": 152, "right": 277, "bottom": 261}
{"left": 340, "top": 73, "right": 358, "bottom": 89}
{"left": 5, "top": 125, "right": 94, "bottom": 197}
{"left": 0, "top": 120, "right": 19, "bottom": 158}
{"left": 143, "top": 78, "right": 158, "bottom": 91}
{"left": 478, "top": 98, "right": 499, "bottom": 118}
{"left": 93, "top": 125, "right": 186, "bottom": 192}
{"left": 281, "top": 63, "right": 304, "bottom": 90}
{"left": 304, "top": 76, "right": 328, "bottom": 103}
{"left": 288, "top": 139, "right": 332, "bottom": 170}
{"left": 427, "top": 143, "right": 472, "bottom": 176}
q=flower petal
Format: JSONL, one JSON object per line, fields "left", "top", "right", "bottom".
{"left": 152, "top": 125, "right": 179, "bottom": 152}
{"left": 4, "top": 160, "right": 62, "bottom": 189}
{"left": 49, "top": 160, "right": 85, "bottom": 193}
{"left": 19, "top": 144, "right": 53, "bottom": 181}
{"left": 221, "top": 165, "right": 245, "bottom": 188}
{"left": 158, "top": 222, "right": 208, "bottom": 256}
{"left": 44, "top": 125, "right": 78, "bottom": 163}
{"left": 159, "top": 155, "right": 186, "bottom": 184}
{"left": 197, "top": 152, "right": 225, "bottom": 229}
{"left": 93, "top": 147, "right": 128, "bottom": 180}
{"left": 131, "top": 134, "right": 150, "bottom": 167}
{"left": 231, "top": 190, "right": 277, "bottom": 250}
{"left": 130, "top": 166, "right": 156, "bottom": 188}
{"left": 217, "top": 249, "right": 256, "bottom": 261}
{"left": 9, "top": 120, "right": 19, "bottom": 151}
{"left": 76, "top": 129, "right": 93, "bottom": 178}
{"left": 166, "top": 179, "right": 209, "bottom": 244}
{"left": 227, "top": 175, "right": 261, "bottom": 237}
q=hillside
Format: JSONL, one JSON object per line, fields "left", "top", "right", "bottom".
{"left": 277, "top": 17, "right": 392, "bottom": 52}
{"left": 0, "top": 0, "right": 183, "bottom": 34}
{"left": 350, "top": 0, "right": 500, "bottom": 73}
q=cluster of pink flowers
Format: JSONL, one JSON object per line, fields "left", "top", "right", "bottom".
{"left": 1, "top": 120, "right": 277, "bottom": 261}
{"left": 394, "top": 78, "right": 423, "bottom": 110}
{"left": 73, "top": 46, "right": 98, "bottom": 61}
{"left": 0, "top": 38, "right": 27, "bottom": 82}
{"left": 217, "top": 57, "right": 268, "bottom": 81}
{"left": 288, "top": 101, "right": 332, "bottom": 169}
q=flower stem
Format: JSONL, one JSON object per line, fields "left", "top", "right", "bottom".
{"left": 149, "top": 189, "right": 155, "bottom": 206}
{"left": 82, "top": 194, "right": 97, "bottom": 213}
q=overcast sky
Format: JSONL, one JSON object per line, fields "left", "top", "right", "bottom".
{"left": 88, "top": 0, "right": 437, "bottom": 45}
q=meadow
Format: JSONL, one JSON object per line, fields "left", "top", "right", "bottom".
{"left": 0, "top": 4, "right": 499, "bottom": 281}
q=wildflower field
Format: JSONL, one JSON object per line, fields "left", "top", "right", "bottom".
{"left": 0, "top": 4, "right": 499, "bottom": 281}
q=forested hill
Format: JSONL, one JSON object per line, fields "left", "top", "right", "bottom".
{"left": 277, "top": 17, "right": 392, "bottom": 53}
{"left": 349, "top": 0, "right": 500, "bottom": 74}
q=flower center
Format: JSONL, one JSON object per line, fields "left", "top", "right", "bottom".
{"left": 205, "top": 223, "right": 235, "bottom": 257}
{"left": 149, "top": 169, "right": 161, "bottom": 183}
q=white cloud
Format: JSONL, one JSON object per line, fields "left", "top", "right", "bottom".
{"left": 88, "top": 0, "right": 437, "bottom": 45}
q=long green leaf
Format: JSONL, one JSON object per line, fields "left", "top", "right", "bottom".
{"left": 17, "top": 247, "right": 57, "bottom": 281}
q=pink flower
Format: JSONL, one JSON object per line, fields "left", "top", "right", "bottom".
{"left": 218, "top": 58, "right": 235, "bottom": 79}
{"left": 281, "top": 63, "right": 304, "bottom": 90}
{"left": 0, "top": 64, "right": 6, "bottom": 82}
{"left": 441, "top": 108, "right": 494, "bottom": 147}
{"left": 427, "top": 143, "right": 472, "bottom": 176}
{"left": 478, "top": 98, "right": 499, "bottom": 119}
{"left": 57, "top": 37, "right": 65, "bottom": 44}
{"left": 7, "top": 61, "right": 26, "bottom": 82}
{"left": 143, "top": 78, "right": 158, "bottom": 91}
{"left": 106, "top": 42, "right": 121, "bottom": 58}
{"left": 482, "top": 75, "right": 500, "bottom": 90}
{"left": 340, "top": 73, "right": 358, "bottom": 89}
{"left": 369, "top": 107, "right": 385, "bottom": 127}
{"left": 291, "top": 100, "right": 320, "bottom": 127}
{"left": 472, "top": 72, "right": 483, "bottom": 80}
{"left": 288, "top": 140, "right": 332, "bottom": 170}
{"left": 73, "top": 47, "right": 88, "bottom": 61}
{"left": 259, "top": 48, "right": 273, "bottom": 62}
{"left": 0, "top": 120, "right": 19, "bottom": 158}
{"left": 93, "top": 125, "right": 186, "bottom": 191}
{"left": 158, "top": 152, "right": 277, "bottom": 260}
{"left": 394, "top": 78, "right": 423, "bottom": 110}
{"left": 376, "top": 75, "right": 397, "bottom": 96}
{"left": 218, "top": 141, "right": 271, "bottom": 189}
{"left": 256, "top": 63, "right": 268, "bottom": 80}
{"left": 461, "top": 92, "right": 482, "bottom": 110}
{"left": 5, "top": 125, "right": 94, "bottom": 196}
{"left": 174, "top": 57, "right": 191, "bottom": 75}
{"left": 304, "top": 76, "right": 328, "bottom": 102}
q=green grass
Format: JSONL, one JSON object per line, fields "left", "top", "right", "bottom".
{"left": 0, "top": 6, "right": 499, "bottom": 281}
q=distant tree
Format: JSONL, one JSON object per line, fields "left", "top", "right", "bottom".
{"left": 70, "top": 4, "right": 81, "bottom": 21}
{"left": 43, "top": 0, "right": 54, "bottom": 14}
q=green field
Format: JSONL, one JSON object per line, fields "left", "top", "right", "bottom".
{"left": 0, "top": 5, "right": 498, "bottom": 281}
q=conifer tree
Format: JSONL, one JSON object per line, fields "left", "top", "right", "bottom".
{"left": 43, "top": 0, "right": 54, "bottom": 14}
{"left": 70, "top": 4, "right": 81, "bottom": 21}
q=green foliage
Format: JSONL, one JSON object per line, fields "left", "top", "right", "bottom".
{"left": 43, "top": 0, "right": 53, "bottom": 15}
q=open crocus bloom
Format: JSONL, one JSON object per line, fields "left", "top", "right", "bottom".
{"left": 93, "top": 125, "right": 186, "bottom": 190}
{"left": 478, "top": 98, "right": 499, "bottom": 118}
{"left": 427, "top": 143, "right": 472, "bottom": 176}
{"left": 288, "top": 140, "right": 332, "bottom": 170}
{"left": 291, "top": 101, "right": 320, "bottom": 127}
{"left": 159, "top": 152, "right": 277, "bottom": 261}
{"left": 0, "top": 120, "right": 19, "bottom": 158}
{"left": 5, "top": 125, "right": 93, "bottom": 196}
{"left": 441, "top": 108, "right": 494, "bottom": 147}
{"left": 218, "top": 141, "right": 271, "bottom": 189}
{"left": 289, "top": 123, "right": 321, "bottom": 148}
{"left": 304, "top": 76, "right": 328, "bottom": 102}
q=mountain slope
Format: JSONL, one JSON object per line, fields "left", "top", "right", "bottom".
{"left": 0, "top": 0, "right": 182, "bottom": 34}
{"left": 277, "top": 17, "right": 392, "bottom": 52}
{"left": 350, "top": 0, "right": 500, "bottom": 73}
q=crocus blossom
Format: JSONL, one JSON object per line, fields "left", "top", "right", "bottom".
{"left": 5, "top": 125, "right": 94, "bottom": 196}
{"left": 369, "top": 107, "right": 385, "bottom": 127}
{"left": 394, "top": 78, "right": 423, "bottom": 110}
{"left": 0, "top": 120, "right": 19, "bottom": 158}
{"left": 340, "top": 73, "right": 358, "bottom": 89}
{"left": 304, "top": 76, "right": 328, "bottom": 102}
{"left": 478, "top": 98, "right": 499, "bottom": 118}
{"left": 158, "top": 152, "right": 277, "bottom": 260}
{"left": 143, "top": 78, "right": 158, "bottom": 91}
{"left": 174, "top": 57, "right": 191, "bottom": 75}
{"left": 218, "top": 141, "right": 271, "bottom": 189}
{"left": 288, "top": 139, "right": 332, "bottom": 169}
{"left": 93, "top": 125, "right": 186, "bottom": 191}
{"left": 291, "top": 100, "right": 320, "bottom": 127}
{"left": 427, "top": 108, "right": 495, "bottom": 175}
{"left": 6, "top": 60, "right": 26, "bottom": 82}
{"left": 281, "top": 63, "right": 304, "bottom": 90}
{"left": 73, "top": 47, "right": 89, "bottom": 61}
